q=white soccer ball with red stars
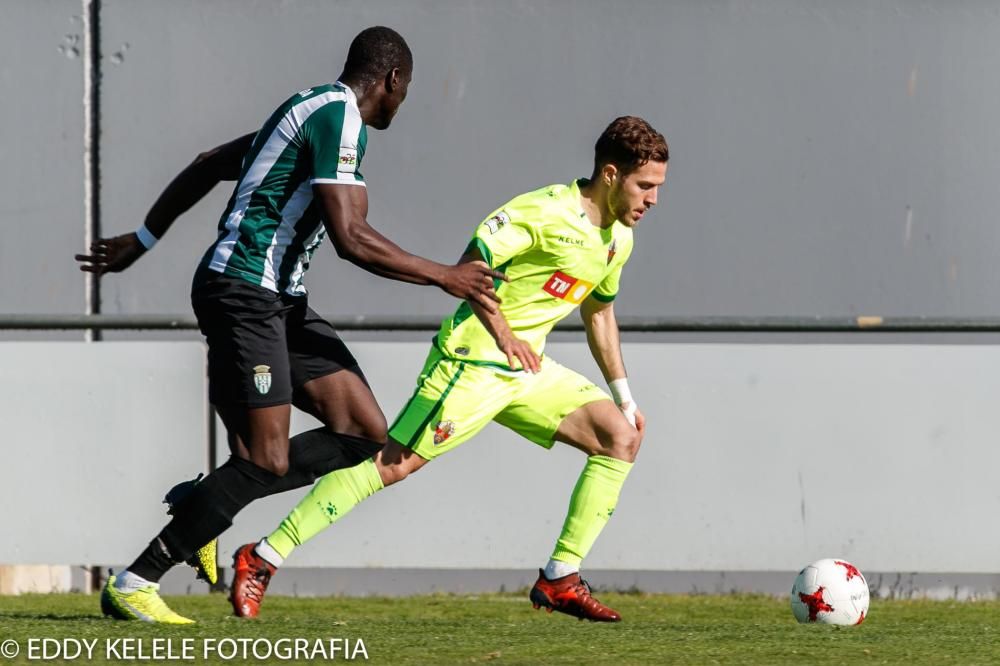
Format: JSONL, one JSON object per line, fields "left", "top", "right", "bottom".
{"left": 790, "top": 558, "right": 869, "bottom": 625}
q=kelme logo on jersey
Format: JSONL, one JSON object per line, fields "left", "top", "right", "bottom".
{"left": 433, "top": 420, "right": 456, "bottom": 445}
{"left": 253, "top": 365, "right": 272, "bottom": 395}
{"left": 337, "top": 149, "right": 358, "bottom": 173}
{"left": 542, "top": 271, "right": 594, "bottom": 304}
{"left": 483, "top": 211, "right": 510, "bottom": 235}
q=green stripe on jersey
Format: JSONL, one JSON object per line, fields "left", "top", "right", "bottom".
{"left": 200, "top": 82, "right": 366, "bottom": 295}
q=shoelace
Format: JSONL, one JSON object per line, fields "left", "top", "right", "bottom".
{"left": 244, "top": 567, "right": 272, "bottom": 603}
{"left": 572, "top": 578, "right": 610, "bottom": 613}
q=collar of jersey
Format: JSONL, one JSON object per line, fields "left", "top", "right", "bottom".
{"left": 570, "top": 178, "right": 620, "bottom": 238}
{"left": 334, "top": 80, "right": 359, "bottom": 110}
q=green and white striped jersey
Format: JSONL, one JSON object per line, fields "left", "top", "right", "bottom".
{"left": 198, "top": 81, "right": 367, "bottom": 295}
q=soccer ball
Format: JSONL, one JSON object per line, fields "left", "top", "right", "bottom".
{"left": 790, "top": 558, "right": 869, "bottom": 625}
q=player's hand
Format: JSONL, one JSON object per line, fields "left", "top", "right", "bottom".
{"left": 497, "top": 333, "right": 540, "bottom": 373}
{"left": 75, "top": 233, "right": 147, "bottom": 275}
{"left": 618, "top": 401, "right": 639, "bottom": 430}
{"left": 441, "top": 261, "right": 507, "bottom": 314}
{"left": 633, "top": 407, "right": 646, "bottom": 437}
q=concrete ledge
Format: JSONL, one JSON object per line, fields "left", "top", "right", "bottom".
{"left": 0, "top": 565, "right": 72, "bottom": 595}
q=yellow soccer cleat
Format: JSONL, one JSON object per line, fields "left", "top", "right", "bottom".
{"left": 101, "top": 574, "right": 195, "bottom": 624}
{"left": 164, "top": 474, "right": 219, "bottom": 585}
{"left": 190, "top": 538, "right": 219, "bottom": 585}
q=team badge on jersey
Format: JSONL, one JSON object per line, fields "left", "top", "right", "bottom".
{"left": 483, "top": 211, "right": 510, "bottom": 235}
{"left": 607, "top": 239, "right": 618, "bottom": 265}
{"left": 433, "top": 420, "right": 456, "bottom": 445}
{"left": 252, "top": 365, "right": 272, "bottom": 395}
{"left": 542, "top": 271, "right": 594, "bottom": 304}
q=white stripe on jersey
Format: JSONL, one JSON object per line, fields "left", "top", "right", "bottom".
{"left": 261, "top": 181, "right": 313, "bottom": 292}
{"left": 208, "top": 90, "right": 349, "bottom": 275}
{"left": 285, "top": 226, "right": 327, "bottom": 296}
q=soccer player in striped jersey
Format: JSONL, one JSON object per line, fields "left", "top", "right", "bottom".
{"left": 231, "top": 116, "right": 669, "bottom": 622}
{"left": 77, "top": 26, "right": 506, "bottom": 624}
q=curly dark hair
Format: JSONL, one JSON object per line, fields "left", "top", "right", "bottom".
{"left": 341, "top": 26, "right": 412, "bottom": 85}
{"left": 591, "top": 116, "right": 669, "bottom": 179}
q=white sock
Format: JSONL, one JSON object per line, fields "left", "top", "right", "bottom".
{"left": 113, "top": 570, "right": 155, "bottom": 593}
{"left": 544, "top": 559, "right": 579, "bottom": 580}
{"left": 255, "top": 538, "right": 284, "bottom": 568}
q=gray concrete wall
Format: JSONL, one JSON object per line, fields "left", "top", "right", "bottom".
{"left": 5, "top": 340, "right": 1000, "bottom": 578}
{"left": 0, "top": 342, "right": 207, "bottom": 563}
{"left": 3, "top": 1, "right": 1000, "bottom": 320}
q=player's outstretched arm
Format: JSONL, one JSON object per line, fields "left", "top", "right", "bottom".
{"left": 315, "top": 183, "right": 507, "bottom": 314}
{"left": 459, "top": 248, "right": 540, "bottom": 373}
{"left": 581, "top": 297, "right": 644, "bottom": 432}
{"left": 74, "top": 132, "right": 255, "bottom": 275}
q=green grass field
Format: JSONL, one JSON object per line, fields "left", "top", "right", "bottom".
{"left": 1, "top": 593, "right": 998, "bottom": 665}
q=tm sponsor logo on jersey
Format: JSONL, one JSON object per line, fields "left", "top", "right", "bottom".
{"left": 483, "top": 211, "right": 510, "bottom": 235}
{"left": 542, "top": 271, "right": 594, "bottom": 304}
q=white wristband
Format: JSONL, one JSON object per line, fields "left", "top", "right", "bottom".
{"left": 609, "top": 378, "right": 636, "bottom": 427}
{"left": 608, "top": 377, "right": 633, "bottom": 406}
{"left": 135, "top": 224, "right": 159, "bottom": 250}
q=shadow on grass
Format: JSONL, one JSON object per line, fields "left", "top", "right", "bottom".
{"left": 0, "top": 611, "right": 107, "bottom": 622}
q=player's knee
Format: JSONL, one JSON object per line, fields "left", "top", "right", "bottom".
{"left": 359, "top": 412, "right": 389, "bottom": 443}
{"left": 250, "top": 448, "right": 290, "bottom": 477}
{"left": 606, "top": 427, "right": 641, "bottom": 463}
{"left": 376, "top": 442, "right": 426, "bottom": 486}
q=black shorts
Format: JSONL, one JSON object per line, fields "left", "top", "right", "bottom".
{"left": 192, "top": 271, "right": 361, "bottom": 408}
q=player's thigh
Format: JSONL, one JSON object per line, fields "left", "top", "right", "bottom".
{"left": 192, "top": 275, "right": 295, "bottom": 464}
{"left": 388, "top": 347, "right": 515, "bottom": 461}
{"left": 497, "top": 357, "right": 632, "bottom": 457}
{"left": 287, "top": 306, "right": 388, "bottom": 440}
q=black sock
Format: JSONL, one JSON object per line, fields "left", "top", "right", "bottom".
{"left": 129, "top": 457, "right": 279, "bottom": 582}
{"left": 259, "top": 427, "right": 383, "bottom": 498}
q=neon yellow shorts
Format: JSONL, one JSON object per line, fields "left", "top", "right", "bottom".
{"left": 388, "top": 345, "right": 610, "bottom": 460}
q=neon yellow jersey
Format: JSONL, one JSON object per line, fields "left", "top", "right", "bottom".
{"left": 436, "top": 179, "right": 634, "bottom": 370}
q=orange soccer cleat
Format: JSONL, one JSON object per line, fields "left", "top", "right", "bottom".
{"left": 229, "top": 543, "right": 276, "bottom": 618}
{"left": 529, "top": 569, "right": 622, "bottom": 622}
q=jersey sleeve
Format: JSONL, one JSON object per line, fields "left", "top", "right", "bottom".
{"left": 302, "top": 103, "right": 366, "bottom": 186}
{"left": 467, "top": 205, "right": 537, "bottom": 268}
{"left": 592, "top": 236, "right": 634, "bottom": 302}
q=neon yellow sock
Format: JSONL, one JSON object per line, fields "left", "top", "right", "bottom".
{"left": 266, "top": 458, "right": 384, "bottom": 559}
{"left": 550, "top": 455, "right": 633, "bottom": 567}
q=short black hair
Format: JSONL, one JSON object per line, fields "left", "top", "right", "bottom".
{"left": 342, "top": 26, "right": 412, "bottom": 84}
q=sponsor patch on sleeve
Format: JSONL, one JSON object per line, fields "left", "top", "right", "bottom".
{"left": 337, "top": 148, "right": 358, "bottom": 173}
{"left": 483, "top": 211, "right": 510, "bottom": 235}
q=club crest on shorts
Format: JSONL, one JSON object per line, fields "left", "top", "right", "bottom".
{"left": 252, "top": 364, "right": 272, "bottom": 395}
{"left": 433, "top": 420, "right": 456, "bottom": 445}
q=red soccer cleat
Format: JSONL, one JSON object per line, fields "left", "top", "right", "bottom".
{"left": 229, "top": 543, "right": 276, "bottom": 618}
{"left": 529, "top": 569, "right": 622, "bottom": 622}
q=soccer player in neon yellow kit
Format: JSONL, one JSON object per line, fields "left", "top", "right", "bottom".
{"left": 231, "top": 116, "right": 669, "bottom": 622}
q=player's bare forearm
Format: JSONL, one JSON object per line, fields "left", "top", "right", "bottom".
{"left": 581, "top": 297, "right": 627, "bottom": 382}
{"left": 144, "top": 132, "right": 255, "bottom": 237}
{"left": 317, "top": 184, "right": 506, "bottom": 312}
{"left": 75, "top": 132, "right": 254, "bottom": 274}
